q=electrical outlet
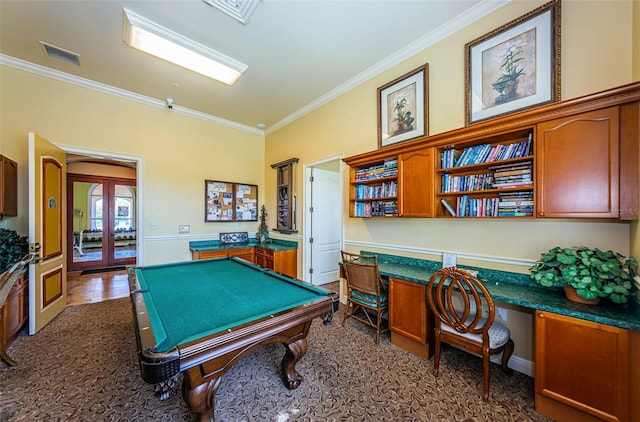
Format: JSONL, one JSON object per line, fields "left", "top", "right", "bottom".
{"left": 497, "top": 307, "right": 507, "bottom": 321}
{"left": 179, "top": 225, "right": 190, "bottom": 233}
{"left": 151, "top": 223, "right": 157, "bottom": 230}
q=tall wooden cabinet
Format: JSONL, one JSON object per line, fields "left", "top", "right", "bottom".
{"left": 0, "top": 155, "right": 18, "bottom": 218}
{"left": 343, "top": 82, "right": 640, "bottom": 221}
{"left": 535, "top": 311, "right": 630, "bottom": 422}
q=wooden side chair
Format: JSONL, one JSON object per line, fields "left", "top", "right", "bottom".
{"left": 0, "top": 253, "right": 34, "bottom": 366}
{"left": 341, "top": 251, "right": 389, "bottom": 344}
{"left": 425, "top": 266, "right": 514, "bottom": 401}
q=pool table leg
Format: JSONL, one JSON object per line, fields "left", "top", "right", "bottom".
{"left": 281, "top": 338, "right": 307, "bottom": 389}
{"left": 183, "top": 373, "right": 222, "bottom": 422}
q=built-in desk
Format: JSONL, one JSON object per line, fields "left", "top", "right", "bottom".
{"left": 353, "top": 251, "right": 640, "bottom": 422}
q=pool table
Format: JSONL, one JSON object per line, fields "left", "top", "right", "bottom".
{"left": 128, "top": 257, "right": 335, "bottom": 422}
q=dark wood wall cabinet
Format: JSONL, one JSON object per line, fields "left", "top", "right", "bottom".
{"left": 344, "top": 82, "right": 640, "bottom": 220}
{"left": 0, "top": 155, "right": 18, "bottom": 219}
{"left": 271, "top": 158, "right": 299, "bottom": 233}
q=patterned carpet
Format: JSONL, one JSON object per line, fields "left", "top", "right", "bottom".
{"left": 0, "top": 298, "right": 552, "bottom": 421}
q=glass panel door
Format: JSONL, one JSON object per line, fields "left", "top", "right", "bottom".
{"left": 71, "top": 181, "right": 105, "bottom": 267}
{"left": 111, "top": 183, "right": 136, "bottom": 263}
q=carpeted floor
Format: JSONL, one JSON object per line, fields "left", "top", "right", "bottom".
{"left": 0, "top": 298, "right": 553, "bottom": 421}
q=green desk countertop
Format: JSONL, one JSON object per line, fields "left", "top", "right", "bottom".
{"left": 189, "top": 239, "right": 298, "bottom": 253}
{"left": 361, "top": 251, "right": 640, "bottom": 332}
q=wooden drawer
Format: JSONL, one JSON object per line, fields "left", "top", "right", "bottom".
{"left": 193, "top": 250, "right": 228, "bottom": 260}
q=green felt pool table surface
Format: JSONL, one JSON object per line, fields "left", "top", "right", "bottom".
{"left": 128, "top": 257, "right": 334, "bottom": 422}
{"left": 133, "top": 257, "right": 329, "bottom": 353}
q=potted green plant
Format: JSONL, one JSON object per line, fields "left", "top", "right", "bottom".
{"left": 256, "top": 205, "right": 270, "bottom": 244}
{"left": 530, "top": 246, "right": 637, "bottom": 305}
{"left": 0, "top": 228, "right": 29, "bottom": 273}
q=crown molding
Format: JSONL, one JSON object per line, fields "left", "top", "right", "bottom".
{"left": 266, "top": 0, "right": 509, "bottom": 134}
{"left": 0, "top": 54, "right": 263, "bottom": 135}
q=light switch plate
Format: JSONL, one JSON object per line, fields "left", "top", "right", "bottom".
{"left": 179, "top": 225, "right": 190, "bottom": 233}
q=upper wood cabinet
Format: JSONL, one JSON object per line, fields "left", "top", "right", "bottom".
{"left": 536, "top": 106, "right": 626, "bottom": 218}
{"left": 343, "top": 82, "right": 640, "bottom": 220}
{"left": 398, "top": 148, "right": 434, "bottom": 217}
{"left": 0, "top": 155, "right": 18, "bottom": 218}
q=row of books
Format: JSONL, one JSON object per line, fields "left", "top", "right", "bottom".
{"left": 353, "top": 200, "right": 398, "bottom": 217}
{"left": 497, "top": 191, "right": 534, "bottom": 216}
{"left": 355, "top": 159, "right": 398, "bottom": 181}
{"left": 441, "top": 173, "right": 494, "bottom": 193}
{"left": 353, "top": 181, "right": 397, "bottom": 199}
{"left": 491, "top": 162, "right": 533, "bottom": 189}
{"left": 440, "top": 191, "right": 534, "bottom": 217}
{"left": 440, "top": 134, "right": 533, "bottom": 168}
{"left": 441, "top": 162, "right": 533, "bottom": 193}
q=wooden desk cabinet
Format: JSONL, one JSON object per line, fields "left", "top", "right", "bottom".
{"left": 1, "top": 271, "right": 27, "bottom": 349}
{"left": 192, "top": 247, "right": 297, "bottom": 279}
{"left": 535, "top": 310, "right": 630, "bottom": 422}
{"left": 388, "top": 277, "right": 434, "bottom": 359}
{"left": 227, "top": 247, "right": 254, "bottom": 262}
{"left": 255, "top": 247, "right": 297, "bottom": 279}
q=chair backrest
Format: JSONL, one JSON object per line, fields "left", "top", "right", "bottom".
{"left": 426, "top": 267, "right": 495, "bottom": 337}
{"left": 341, "top": 251, "right": 382, "bottom": 296}
{"left": 0, "top": 253, "right": 34, "bottom": 307}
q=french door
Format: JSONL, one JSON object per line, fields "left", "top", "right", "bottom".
{"left": 67, "top": 174, "right": 137, "bottom": 272}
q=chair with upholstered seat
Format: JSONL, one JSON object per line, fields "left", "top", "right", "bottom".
{"left": 425, "top": 266, "right": 514, "bottom": 401}
{"left": 341, "top": 251, "right": 389, "bottom": 344}
{"left": 0, "top": 253, "right": 34, "bottom": 366}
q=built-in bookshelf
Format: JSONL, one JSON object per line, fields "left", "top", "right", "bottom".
{"left": 436, "top": 129, "right": 534, "bottom": 218}
{"left": 350, "top": 158, "right": 398, "bottom": 217}
{"left": 344, "top": 83, "right": 640, "bottom": 221}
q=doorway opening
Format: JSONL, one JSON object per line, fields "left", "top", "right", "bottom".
{"left": 62, "top": 150, "right": 142, "bottom": 275}
{"left": 303, "top": 155, "right": 343, "bottom": 285}
{"left": 67, "top": 173, "right": 136, "bottom": 272}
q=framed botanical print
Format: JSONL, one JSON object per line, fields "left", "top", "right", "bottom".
{"left": 465, "top": 0, "right": 560, "bottom": 125}
{"left": 378, "top": 64, "right": 428, "bottom": 148}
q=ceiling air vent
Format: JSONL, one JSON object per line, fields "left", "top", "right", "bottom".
{"left": 40, "top": 41, "right": 80, "bottom": 66}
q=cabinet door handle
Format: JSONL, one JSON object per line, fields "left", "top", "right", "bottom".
{"left": 537, "top": 313, "right": 545, "bottom": 318}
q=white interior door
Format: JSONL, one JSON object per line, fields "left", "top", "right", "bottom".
{"left": 28, "top": 132, "right": 67, "bottom": 334}
{"left": 309, "top": 167, "right": 341, "bottom": 285}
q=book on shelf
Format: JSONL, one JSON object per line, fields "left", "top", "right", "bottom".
{"left": 440, "top": 199, "right": 456, "bottom": 217}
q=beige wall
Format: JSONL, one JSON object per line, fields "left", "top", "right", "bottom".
{"left": 265, "top": 0, "right": 638, "bottom": 367}
{"left": 0, "top": 66, "right": 264, "bottom": 265}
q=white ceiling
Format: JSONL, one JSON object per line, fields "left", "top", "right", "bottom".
{"left": 0, "top": 0, "right": 506, "bottom": 132}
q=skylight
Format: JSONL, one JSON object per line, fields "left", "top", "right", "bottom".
{"left": 122, "top": 8, "right": 247, "bottom": 85}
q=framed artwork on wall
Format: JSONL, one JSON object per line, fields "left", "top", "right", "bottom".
{"left": 465, "top": 0, "right": 560, "bottom": 125}
{"left": 378, "top": 64, "right": 428, "bottom": 148}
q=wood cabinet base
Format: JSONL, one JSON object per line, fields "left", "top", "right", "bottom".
{"left": 391, "top": 332, "right": 433, "bottom": 359}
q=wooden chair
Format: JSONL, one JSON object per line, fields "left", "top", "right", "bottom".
{"left": 341, "top": 251, "right": 389, "bottom": 344}
{"left": 425, "top": 267, "right": 514, "bottom": 401}
{"left": 0, "top": 253, "right": 34, "bottom": 366}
